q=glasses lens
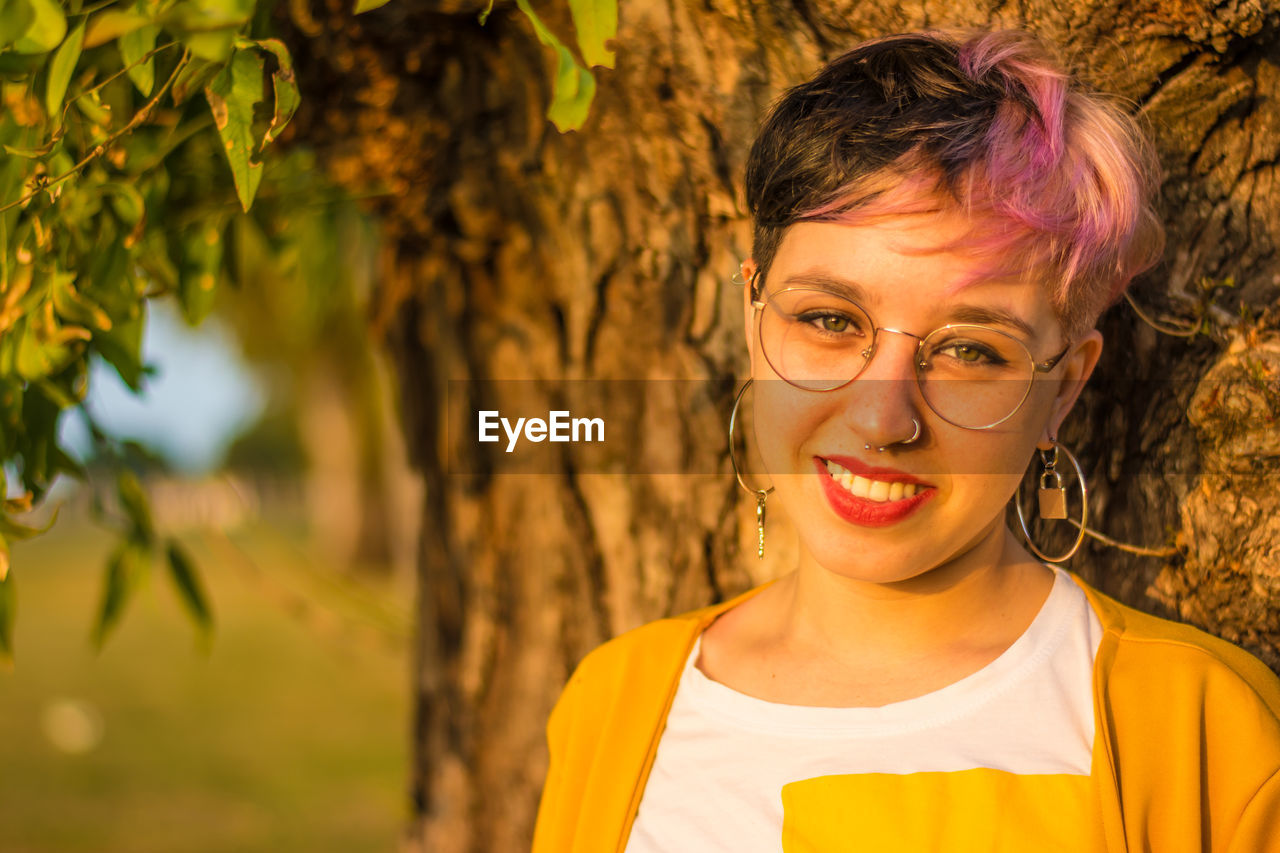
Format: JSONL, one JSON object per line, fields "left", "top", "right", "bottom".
{"left": 758, "top": 288, "right": 874, "bottom": 390}
{"left": 917, "top": 326, "right": 1035, "bottom": 428}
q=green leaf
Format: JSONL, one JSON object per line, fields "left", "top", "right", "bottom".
{"left": 0, "top": 557, "right": 14, "bottom": 665}
{"left": 179, "top": 28, "right": 233, "bottom": 62}
{"left": 567, "top": 0, "right": 616, "bottom": 68}
{"left": 164, "top": 0, "right": 253, "bottom": 31}
{"left": 163, "top": 0, "right": 252, "bottom": 62}
{"left": 514, "top": 0, "right": 596, "bottom": 132}
{"left": 353, "top": 0, "right": 391, "bottom": 12}
{"left": 52, "top": 271, "right": 112, "bottom": 332}
{"left": 204, "top": 48, "right": 265, "bottom": 211}
{"left": 11, "top": 0, "right": 64, "bottom": 53}
{"left": 116, "top": 468, "right": 154, "bottom": 544}
{"left": 169, "top": 54, "right": 217, "bottom": 105}
{"left": 0, "top": 506, "right": 58, "bottom": 541}
{"left": 251, "top": 38, "right": 298, "bottom": 148}
{"left": 0, "top": 0, "right": 35, "bottom": 49}
{"left": 47, "top": 439, "right": 85, "bottom": 483}
{"left": 45, "top": 20, "right": 84, "bottom": 125}
{"left": 119, "top": 23, "right": 159, "bottom": 96}
{"left": 3, "top": 138, "right": 57, "bottom": 157}
{"left": 165, "top": 539, "right": 212, "bottom": 641}
{"left": 91, "top": 540, "right": 148, "bottom": 650}
{"left": 0, "top": 49, "right": 42, "bottom": 73}
{"left": 73, "top": 88, "right": 111, "bottom": 125}
{"left": 15, "top": 318, "right": 56, "bottom": 381}
{"left": 95, "top": 313, "right": 146, "bottom": 391}
{"left": 104, "top": 182, "right": 146, "bottom": 228}
{"left": 178, "top": 219, "right": 223, "bottom": 324}
{"left": 82, "top": 8, "right": 149, "bottom": 49}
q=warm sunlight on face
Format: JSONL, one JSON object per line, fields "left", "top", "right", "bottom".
{"left": 742, "top": 215, "right": 1101, "bottom": 586}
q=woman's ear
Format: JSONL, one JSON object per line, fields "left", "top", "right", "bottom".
{"left": 1038, "top": 329, "right": 1103, "bottom": 450}
{"left": 741, "top": 258, "right": 758, "bottom": 365}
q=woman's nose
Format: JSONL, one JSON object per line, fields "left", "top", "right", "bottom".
{"left": 842, "top": 329, "right": 924, "bottom": 449}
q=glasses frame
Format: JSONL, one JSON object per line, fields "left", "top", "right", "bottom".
{"left": 750, "top": 283, "right": 1072, "bottom": 430}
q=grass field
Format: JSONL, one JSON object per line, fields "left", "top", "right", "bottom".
{"left": 0, "top": 512, "right": 412, "bottom": 853}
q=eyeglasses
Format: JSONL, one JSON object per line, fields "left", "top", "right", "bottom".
{"left": 752, "top": 286, "right": 1070, "bottom": 430}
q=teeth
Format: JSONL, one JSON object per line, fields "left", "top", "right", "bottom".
{"left": 850, "top": 475, "right": 871, "bottom": 498}
{"left": 868, "top": 480, "right": 890, "bottom": 502}
{"left": 824, "top": 460, "right": 922, "bottom": 503}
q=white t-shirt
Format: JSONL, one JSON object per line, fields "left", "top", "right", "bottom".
{"left": 624, "top": 566, "right": 1105, "bottom": 853}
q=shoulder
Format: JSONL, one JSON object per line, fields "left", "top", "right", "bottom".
{"left": 558, "top": 613, "right": 701, "bottom": 704}
{"left": 1071, "top": 576, "right": 1280, "bottom": 847}
{"left": 559, "top": 582, "right": 774, "bottom": 699}
{"left": 1073, "top": 572, "right": 1280, "bottom": 715}
{"left": 548, "top": 585, "right": 769, "bottom": 739}
{"left": 1076, "top": 573, "right": 1280, "bottom": 798}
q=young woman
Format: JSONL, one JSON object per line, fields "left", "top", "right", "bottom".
{"left": 533, "top": 29, "right": 1280, "bottom": 852}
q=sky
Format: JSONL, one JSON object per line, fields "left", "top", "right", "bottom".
{"left": 60, "top": 300, "right": 267, "bottom": 476}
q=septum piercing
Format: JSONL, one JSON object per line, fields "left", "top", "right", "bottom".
{"left": 865, "top": 417, "right": 922, "bottom": 452}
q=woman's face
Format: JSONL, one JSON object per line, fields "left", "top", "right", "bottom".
{"left": 742, "top": 215, "right": 1102, "bottom": 584}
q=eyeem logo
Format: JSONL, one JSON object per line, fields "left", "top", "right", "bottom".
{"left": 478, "top": 410, "right": 605, "bottom": 453}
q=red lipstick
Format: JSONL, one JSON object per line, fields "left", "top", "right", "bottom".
{"left": 813, "top": 457, "right": 935, "bottom": 528}
{"left": 820, "top": 455, "right": 931, "bottom": 485}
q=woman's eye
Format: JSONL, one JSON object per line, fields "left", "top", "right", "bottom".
{"left": 798, "top": 311, "right": 861, "bottom": 334}
{"left": 940, "top": 343, "right": 1003, "bottom": 364}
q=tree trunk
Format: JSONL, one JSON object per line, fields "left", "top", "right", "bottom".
{"left": 279, "top": 1, "right": 1280, "bottom": 849}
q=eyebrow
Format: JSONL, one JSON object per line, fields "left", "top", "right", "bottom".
{"left": 776, "top": 270, "right": 1038, "bottom": 340}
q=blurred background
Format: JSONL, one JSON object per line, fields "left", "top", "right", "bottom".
{"left": 0, "top": 193, "right": 419, "bottom": 852}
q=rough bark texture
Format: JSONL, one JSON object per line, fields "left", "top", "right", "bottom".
{"left": 278, "top": 0, "right": 1280, "bottom": 849}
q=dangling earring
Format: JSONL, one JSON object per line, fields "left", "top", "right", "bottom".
{"left": 1014, "top": 437, "right": 1089, "bottom": 563}
{"left": 729, "top": 379, "right": 774, "bottom": 559}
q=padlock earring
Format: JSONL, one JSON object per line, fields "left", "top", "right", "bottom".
{"left": 1037, "top": 446, "right": 1068, "bottom": 520}
{"left": 1014, "top": 437, "right": 1088, "bottom": 563}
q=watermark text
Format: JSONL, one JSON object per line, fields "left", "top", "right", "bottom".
{"left": 477, "top": 410, "right": 605, "bottom": 453}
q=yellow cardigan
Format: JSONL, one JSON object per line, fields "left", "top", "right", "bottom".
{"left": 532, "top": 575, "right": 1280, "bottom": 852}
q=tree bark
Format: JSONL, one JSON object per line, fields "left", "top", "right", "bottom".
{"left": 279, "top": 1, "right": 1280, "bottom": 849}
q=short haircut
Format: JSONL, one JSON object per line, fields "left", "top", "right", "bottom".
{"left": 744, "top": 29, "right": 1165, "bottom": 339}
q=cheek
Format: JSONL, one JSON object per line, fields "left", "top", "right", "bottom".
{"left": 750, "top": 381, "right": 821, "bottom": 471}
{"left": 930, "top": 416, "right": 1038, "bottom": 501}
{"left": 1024, "top": 377, "right": 1065, "bottom": 435}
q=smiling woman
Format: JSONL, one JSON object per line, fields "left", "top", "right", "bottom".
{"left": 532, "top": 28, "right": 1280, "bottom": 853}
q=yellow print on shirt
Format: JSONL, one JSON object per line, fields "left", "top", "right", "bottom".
{"left": 780, "top": 768, "right": 1101, "bottom": 852}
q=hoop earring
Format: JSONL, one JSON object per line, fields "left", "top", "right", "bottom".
{"left": 1014, "top": 439, "right": 1088, "bottom": 563}
{"left": 729, "top": 379, "right": 774, "bottom": 559}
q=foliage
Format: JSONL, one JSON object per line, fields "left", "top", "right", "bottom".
{"left": 482, "top": 0, "right": 616, "bottom": 131}
{"left": 0, "top": 0, "right": 298, "bottom": 664}
{"left": 0, "top": 0, "right": 605, "bottom": 665}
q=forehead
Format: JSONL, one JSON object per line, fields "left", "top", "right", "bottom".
{"left": 769, "top": 218, "right": 1060, "bottom": 334}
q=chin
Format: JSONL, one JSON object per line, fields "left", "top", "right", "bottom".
{"left": 797, "top": 513, "right": 1009, "bottom": 587}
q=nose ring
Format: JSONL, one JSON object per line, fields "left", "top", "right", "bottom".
{"left": 865, "top": 417, "right": 921, "bottom": 452}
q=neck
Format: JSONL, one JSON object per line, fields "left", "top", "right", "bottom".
{"left": 776, "top": 525, "right": 1053, "bottom": 668}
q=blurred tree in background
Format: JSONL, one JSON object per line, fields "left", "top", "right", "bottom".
{"left": 219, "top": 151, "right": 418, "bottom": 576}
{"left": 4, "top": 0, "right": 1280, "bottom": 851}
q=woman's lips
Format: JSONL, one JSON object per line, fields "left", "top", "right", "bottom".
{"left": 821, "top": 454, "right": 932, "bottom": 485}
{"left": 813, "top": 456, "right": 935, "bottom": 527}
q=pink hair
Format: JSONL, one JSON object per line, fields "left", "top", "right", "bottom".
{"left": 799, "top": 30, "right": 1165, "bottom": 339}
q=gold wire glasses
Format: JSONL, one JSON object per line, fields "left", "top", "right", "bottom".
{"left": 753, "top": 286, "right": 1070, "bottom": 429}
